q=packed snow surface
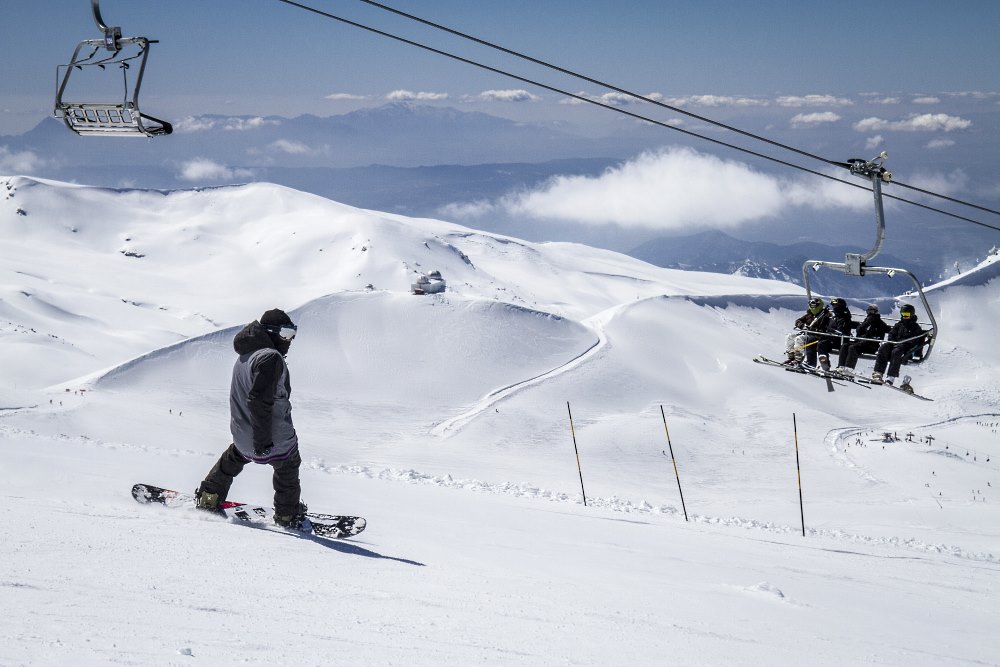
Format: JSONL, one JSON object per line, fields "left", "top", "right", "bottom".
{"left": 2, "top": 176, "right": 998, "bottom": 665}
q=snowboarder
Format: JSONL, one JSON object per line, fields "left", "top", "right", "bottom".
{"left": 817, "top": 297, "right": 855, "bottom": 369}
{"left": 784, "top": 297, "right": 832, "bottom": 367}
{"left": 870, "top": 303, "right": 925, "bottom": 385}
{"left": 195, "top": 308, "right": 308, "bottom": 528}
{"left": 836, "top": 304, "right": 891, "bottom": 375}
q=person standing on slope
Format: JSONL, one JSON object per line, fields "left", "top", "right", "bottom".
{"left": 195, "top": 308, "right": 308, "bottom": 528}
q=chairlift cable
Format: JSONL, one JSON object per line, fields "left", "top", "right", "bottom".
{"left": 352, "top": 0, "right": 1000, "bottom": 222}
{"left": 891, "top": 181, "right": 1000, "bottom": 217}
{"left": 271, "top": 0, "right": 1000, "bottom": 233}
{"left": 350, "top": 0, "right": 840, "bottom": 169}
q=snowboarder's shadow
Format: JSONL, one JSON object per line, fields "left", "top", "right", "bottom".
{"left": 245, "top": 521, "right": 426, "bottom": 566}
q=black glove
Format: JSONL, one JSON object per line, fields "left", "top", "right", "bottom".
{"left": 254, "top": 441, "right": 273, "bottom": 457}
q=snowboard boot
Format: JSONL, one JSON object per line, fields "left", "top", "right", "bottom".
{"left": 885, "top": 376, "right": 896, "bottom": 386}
{"left": 274, "top": 502, "right": 310, "bottom": 530}
{"left": 195, "top": 488, "right": 225, "bottom": 516}
{"left": 870, "top": 372, "right": 883, "bottom": 384}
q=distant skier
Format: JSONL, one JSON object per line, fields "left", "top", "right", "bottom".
{"left": 870, "top": 303, "right": 925, "bottom": 386}
{"left": 835, "top": 304, "right": 891, "bottom": 375}
{"left": 784, "top": 297, "right": 832, "bottom": 367}
{"left": 817, "top": 297, "right": 855, "bottom": 368}
{"left": 195, "top": 308, "right": 308, "bottom": 528}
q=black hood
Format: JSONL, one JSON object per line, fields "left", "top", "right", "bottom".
{"left": 233, "top": 320, "right": 280, "bottom": 355}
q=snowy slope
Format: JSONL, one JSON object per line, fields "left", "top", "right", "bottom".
{"left": 2, "top": 176, "right": 998, "bottom": 665}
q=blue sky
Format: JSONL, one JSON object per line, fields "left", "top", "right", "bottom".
{"left": 3, "top": 0, "right": 999, "bottom": 135}
{"left": 2, "top": 0, "right": 998, "bottom": 243}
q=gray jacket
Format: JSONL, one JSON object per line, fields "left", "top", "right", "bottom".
{"left": 229, "top": 321, "right": 298, "bottom": 463}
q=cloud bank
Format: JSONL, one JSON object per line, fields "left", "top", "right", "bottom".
{"left": 853, "top": 113, "right": 972, "bottom": 132}
{"left": 442, "top": 147, "right": 874, "bottom": 231}
{"left": 177, "top": 159, "right": 254, "bottom": 182}
{"left": 387, "top": 90, "right": 449, "bottom": 102}
{"left": 0, "top": 146, "right": 46, "bottom": 173}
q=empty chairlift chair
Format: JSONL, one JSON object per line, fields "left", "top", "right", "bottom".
{"left": 54, "top": 0, "right": 172, "bottom": 137}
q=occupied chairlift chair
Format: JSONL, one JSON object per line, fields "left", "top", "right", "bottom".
{"left": 801, "top": 152, "right": 937, "bottom": 363}
{"left": 54, "top": 0, "right": 172, "bottom": 137}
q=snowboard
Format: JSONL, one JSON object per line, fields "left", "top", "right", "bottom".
{"left": 868, "top": 374, "right": 933, "bottom": 401}
{"left": 131, "top": 483, "right": 366, "bottom": 538}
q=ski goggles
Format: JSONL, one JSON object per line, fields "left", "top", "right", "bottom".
{"left": 264, "top": 323, "right": 297, "bottom": 340}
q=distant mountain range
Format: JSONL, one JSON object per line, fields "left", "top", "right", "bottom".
{"left": 6, "top": 102, "right": 661, "bottom": 170}
{"left": 628, "top": 230, "right": 941, "bottom": 298}
{"left": 3, "top": 103, "right": 992, "bottom": 279}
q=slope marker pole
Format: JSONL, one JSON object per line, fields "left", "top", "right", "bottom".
{"left": 660, "top": 405, "right": 688, "bottom": 521}
{"left": 793, "top": 412, "right": 806, "bottom": 537}
{"left": 566, "top": 401, "right": 587, "bottom": 506}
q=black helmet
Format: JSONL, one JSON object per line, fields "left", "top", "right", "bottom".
{"left": 899, "top": 303, "right": 916, "bottom": 320}
{"left": 830, "top": 297, "right": 848, "bottom": 312}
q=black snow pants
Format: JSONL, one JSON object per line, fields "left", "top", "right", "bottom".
{"left": 873, "top": 341, "right": 919, "bottom": 379}
{"left": 199, "top": 443, "right": 302, "bottom": 516}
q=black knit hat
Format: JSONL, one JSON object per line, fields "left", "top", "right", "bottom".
{"left": 260, "top": 308, "right": 293, "bottom": 327}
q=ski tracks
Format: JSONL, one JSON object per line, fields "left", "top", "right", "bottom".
{"left": 430, "top": 301, "right": 627, "bottom": 437}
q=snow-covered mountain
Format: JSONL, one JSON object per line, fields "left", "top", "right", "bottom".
{"left": 2, "top": 176, "right": 998, "bottom": 665}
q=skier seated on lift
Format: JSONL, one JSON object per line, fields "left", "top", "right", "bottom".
{"left": 816, "top": 297, "right": 855, "bottom": 369}
{"left": 835, "top": 304, "right": 891, "bottom": 376}
{"left": 870, "top": 303, "right": 924, "bottom": 386}
{"left": 784, "top": 296, "right": 832, "bottom": 367}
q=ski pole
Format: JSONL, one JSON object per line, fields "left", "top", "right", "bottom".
{"left": 566, "top": 401, "right": 588, "bottom": 506}
{"left": 793, "top": 413, "right": 805, "bottom": 537}
{"left": 791, "top": 338, "right": 820, "bottom": 352}
{"left": 660, "top": 405, "right": 688, "bottom": 521}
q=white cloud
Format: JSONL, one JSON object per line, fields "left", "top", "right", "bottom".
{"left": 0, "top": 146, "right": 46, "bottom": 173}
{"left": 476, "top": 89, "right": 540, "bottom": 103}
{"left": 905, "top": 169, "right": 969, "bottom": 197}
{"left": 177, "top": 159, "right": 253, "bottom": 182}
{"left": 269, "top": 139, "right": 311, "bottom": 155}
{"left": 438, "top": 199, "right": 498, "bottom": 219}
{"left": 386, "top": 90, "right": 449, "bottom": 102}
{"left": 865, "top": 135, "right": 885, "bottom": 150}
{"left": 172, "top": 116, "right": 280, "bottom": 133}
{"left": 442, "top": 148, "right": 877, "bottom": 231}
{"left": 789, "top": 112, "right": 841, "bottom": 128}
{"left": 662, "top": 95, "right": 768, "bottom": 108}
{"left": 853, "top": 113, "right": 972, "bottom": 132}
{"left": 559, "top": 91, "right": 656, "bottom": 107}
{"left": 777, "top": 95, "right": 853, "bottom": 107}
{"left": 324, "top": 93, "right": 368, "bottom": 101}
{"left": 222, "top": 117, "right": 277, "bottom": 131}
{"left": 502, "top": 148, "right": 787, "bottom": 229}
{"left": 860, "top": 94, "right": 901, "bottom": 105}
{"left": 913, "top": 96, "right": 941, "bottom": 105}
{"left": 926, "top": 138, "right": 955, "bottom": 150}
